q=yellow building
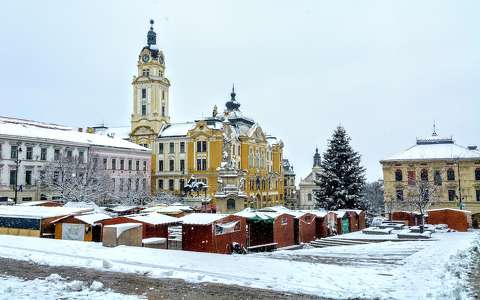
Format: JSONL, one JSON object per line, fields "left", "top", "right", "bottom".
{"left": 129, "top": 21, "right": 285, "bottom": 212}
{"left": 380, "top": 130, "right": 480, "bottom": 215}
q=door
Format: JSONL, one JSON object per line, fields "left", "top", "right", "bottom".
{"left": 342, "top": 218, "right": 349, "bottom": 234}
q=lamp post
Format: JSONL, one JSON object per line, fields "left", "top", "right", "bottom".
{"left": 14, "top": 146, "right": 23, "bottom": 205}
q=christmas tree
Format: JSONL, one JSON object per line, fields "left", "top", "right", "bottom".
{"left": 315, "top": 126, "right": 366, "bottom": 210}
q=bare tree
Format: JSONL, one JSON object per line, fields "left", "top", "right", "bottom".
{"left": 402, "top": 179, "right": 440, "bottom": 233}
{"left": 362, "top": 180, "right": 385, "bottom": 217}
{"left": 40, "top": 153, "right": 112, "bottom": 204}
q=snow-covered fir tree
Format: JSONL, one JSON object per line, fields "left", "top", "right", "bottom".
{"left": 314, "top": 126, "right": 366, "bottom": 210}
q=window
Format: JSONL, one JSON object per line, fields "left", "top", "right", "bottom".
{"left": 11, "top": 146, "right": 18, "bottom": 159}
{"left": 162, "top": 90, "right": 165, "bottom": 100}
{"left": 120, "top": 159, "right": 125, "bottom": 170}
{"left": 169, "top": 142, "right": 175, "bottom": 153}
{"left": 141, "top": 103, "right": 147, "bottom": 116}
{"left": 475, "top": 168, "right": 480, "bottom": 181}
{"left": 407, "top": 171, "right": 416, "bottom": 185}
{"left": 169, "top": 159, "right": 174, "bottom": 171}
{"left": 196, "top": 141, "right": 207, "bottom": 152}
{"left": 158, "top": 160, "right": 164, "bottom": 171}
{"left": 141, "top": 88, "right": 147, "bottom": 98}
{"left": 448, "top": 190, "right": 456, "bottom": 201}
{"left": 135, "top": 178, "right": 139, "bottom": 192}
{"left": 180, "top": 142, "right": 185, "bottom": 153}
{"left": 127, "top": 178, "right": 132, "bottom": 191}
{"left": 26, "top": 147, "right": 33, "bottom": 160}
{"left": 0, "top": 144, "right": 2, "bottom": 158}
{"left": 196, "top": 159, "right": 207, "bottom": 171}
{"left": 25, "top": 170, "right": 32, "bottom": 185}
{"left": 142, "top": 178, "right": 146, "bottom": 191}
{"left": 394, "top": 169, "right": 402, "bottom": 181}
{"left": 420, "top": 169, "right": 428, "bottom": 182}
{"left": 227, "top": 198, "right": 236, "bottom": 210}
{"left": 307, "top": 193, "right": 312, "bottom": 202}
{"left": 168, "top": 179, "right": 174, "bottom": 191}
{"left": 180, "top": 159, "right": 185, "bottom": 172}
{"left": 40, "top": 148, "right": 47, "bottom": 161}
{"left": 9, "top": 170, "right": 16, "bottom": 185}
{"left": 143, "top": 161, "right": 147, "bottom": 171}
{"left": 179, "top": 179, "right": 185, "bottom": 191}
{"left": 119, "top": 178, "right": 124, "bottom": 192}
{"left": 78, "top": 151, "right": 84, "bottom": 162}
{"left": 447, "top": 168, "right": 455, "bottom": 181}
{"left": 128, "top": 160, "right": 132, "bottom": 170}
{"left": 103, "top": 158, "right": 108, "bottom": 170}
{"left": 158, "top": 179, "right": 164, "bottom": 190}
{"left": 162, "top": 105, "right": 165, "bottom": 117}
{"left": 476, "top": 190, "right": 480, "bottom": 202}
{"left": 111, "top": 159, "right": 116, "bottom": 170}
{"left": 66, "top": 150, "right": 73, "bottom": 160}
{"left": 159, "top": 143, "right": 164, "bottom": 153}
{"left": 54, "top": 149, "right": 60, "bottom": 161}
{"left": 111, "top": 178, "right": 116, "bottom": 191}
{"left": 136, "top": 161, "right": 140, "bottom": 171}
{"left": 396, "top": 189, "right": 404, "bottom": 201}
{"left": 142, "top": 69, "right": 150, "bottom": 76}
{"left": 434, "top": 170, "right": 442, "bottom": 186}
{"left": 22, "top": 197, "right": 32, "bottom": 202}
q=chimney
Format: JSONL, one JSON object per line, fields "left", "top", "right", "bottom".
{"left": 78, "top": 127, "right": 83, "bottom": 132}
{"left": 467, "top": 145, "right": 477, "bottom": 150}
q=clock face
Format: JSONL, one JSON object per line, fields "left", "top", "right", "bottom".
{"left": 142, "top": 54, "right": 150, "bottom": 63}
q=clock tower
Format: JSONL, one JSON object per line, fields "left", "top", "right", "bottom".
{"left": 131, "top": 20, "right": 171, "bottom": 147}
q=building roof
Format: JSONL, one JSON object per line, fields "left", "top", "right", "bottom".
{"left": 74, "top": 213, "right": 111, "bottom": 225}
{"left": 178, "top": 213, "right": 229, "bottom": 225}
{"left": 128, "top": 213, "right": 180, "bottom": 225}
{"left": 0, "top": 117, "right": 149, "bottom": 152}
{"left": 159, "top": 122, "right": 195, "bottom": 138}
{"left": 0, "top": 206, "right": 93, "bottom": 219}
{"left": 381, "top": 135, "right": 480, "bottom": 162}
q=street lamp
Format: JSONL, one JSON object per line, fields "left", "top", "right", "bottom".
{"left": 14, "top": 146, "right": 23, "bottom": 205}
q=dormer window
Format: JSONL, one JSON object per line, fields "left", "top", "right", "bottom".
{"left": 142, "top": 69, "right": 150, "bottom": 76}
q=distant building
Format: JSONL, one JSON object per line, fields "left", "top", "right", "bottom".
{"left": 0, "top": 116, "right": 151, "bottom": 204}
{"left": 380, "top": 129, "right": 480, "bottom": 215}
{"left": 298, "top": 148, "right": 322, "bottom": 209}
{"left": 283, "top": 159, "right": 296, "bottom": 209}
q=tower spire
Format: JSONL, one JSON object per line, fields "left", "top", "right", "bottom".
{"left": 147, "top": 19, "right": 157, "bottom": 46}
{"left": 432, "top": 121, "right": 437, "bottom": 136}
{"left": 231, "top": 83, "right": 236, "bottom": 100}
{"left": 313, "top": 147, "right": 321, "bottom": 167}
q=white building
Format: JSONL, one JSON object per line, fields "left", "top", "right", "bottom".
{"left": 0, "top": 117, "right": 151, "bottom": 204}
{"left": 298, "top": 148, "right": 322, "bottom": 209}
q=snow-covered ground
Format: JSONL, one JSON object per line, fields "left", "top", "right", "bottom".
{"left": 0, "top": 274, "right": 140, "bottom": 300}
{"left": 0, "top": 231, "right": 477, "bottom": 299}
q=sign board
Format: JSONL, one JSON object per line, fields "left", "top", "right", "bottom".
{"left": 62, "top": 223, "right": 85, "bottom": 241}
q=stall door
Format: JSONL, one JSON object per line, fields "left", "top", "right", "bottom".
{"left": 342, "top": 218, "right": 350, "bottom": 234}
{"left": 62, "top": 223, "right": 85, "bottom": 241}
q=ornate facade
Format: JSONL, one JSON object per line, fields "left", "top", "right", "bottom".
{"left": 380, "top": 130, "right": 480, "bottom": 214}
{"left": 129, "top": 21, "right": 286, "bottom": 213}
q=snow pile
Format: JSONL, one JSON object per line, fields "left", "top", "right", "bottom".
{"left": 105, "top": 223, "right": 142, "bottom": 238}
{"left": 0, "top": 232, "right": 477, "bottom": 299}
{"left": 0, "top": 274, "right": 139, "bottom": 299}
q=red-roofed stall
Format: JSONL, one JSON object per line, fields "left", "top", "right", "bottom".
{"left": 427, "top": 208, "right": 472, "bottom": 232}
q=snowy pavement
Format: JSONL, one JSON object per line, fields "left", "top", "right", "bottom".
{"left": 0, "top": 232, "right": 478, "bottom": 299}
{"left": 0, "top": 274, "right": 140, "bottom": 300}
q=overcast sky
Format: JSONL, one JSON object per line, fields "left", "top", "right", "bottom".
{"left": 1, "top": 0, "right": 479, "bottom": 182}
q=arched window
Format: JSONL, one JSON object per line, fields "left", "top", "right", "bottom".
{"left": 434, "top": 170, "right": 442, "bottom": 186}
{"left": 420, "top": 169, "right": 428, "bottom": 182}
{"left": 475, "top": 168, "right": 480, "bottom": 181}
{"left": 227, "top": 198, "right": 236, "bottom": 210}
{"left": 395, "top": 169, "right": 403, "bottom": 182}
{"left": 447, "top": 168, "right": 455, "bottom": 181}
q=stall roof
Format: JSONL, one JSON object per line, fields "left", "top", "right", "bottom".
{"left": 107, "top": 205, "right": 139, "bottom": 213}
{"left": 301, "top": 210, "right": 328, "bottom": 218}
{"left": 75, "top": 213, "right": 112, "bottom": 225}
{"left": 337, "top": 209, "right": 363, "bottom": 215}
{"left": 129, "top": 213, "right": 180, "bottom": 225}
{"left": 0, "top": 206, "right": 93, "bottom": 219}
{"left": 179, "top": 213, "right": 229, "bottom": 225}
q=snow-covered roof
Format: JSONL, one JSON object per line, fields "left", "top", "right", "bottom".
{"left": 17, "top": 201, "right": 56, "bottom": 207}
{"left": 382, "top": 135, "right": 480, "bottom": 162}
{"left": 427, "top": 208, "right": 472, "bottom": 214}
{"left": 159, "top": 122, "right": 195, "bottom": 137}
{"left": 0, "top": 117, "right": 149, "bottom": 152}
{"left": 108, "top": 205, "right": 139, "bottom": 213}
{"left": 74, "top": 213, "right": 111, "bottom": 225}
{"left": 63, "top": 201, "right": 105, "bottom": 213}
{"left": 337, "top": 209, "right": 363, "bottom": 215}
{"left": 0, "top": 206, "right": 93, "bottom": 219}
{"left": 178, "top": 213, "right": 229, "bottom": 225}
{"left": 128, "top": 213, "right": 180, "bottom": 225}
{"left": 259, "top": 206, "right": 307, "bottom": 218}
{"left": 301, "top": 210, "right": 328, "bottom": 218}
{"left": 102, "top": 126, "right": 131, "bottom": 140}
